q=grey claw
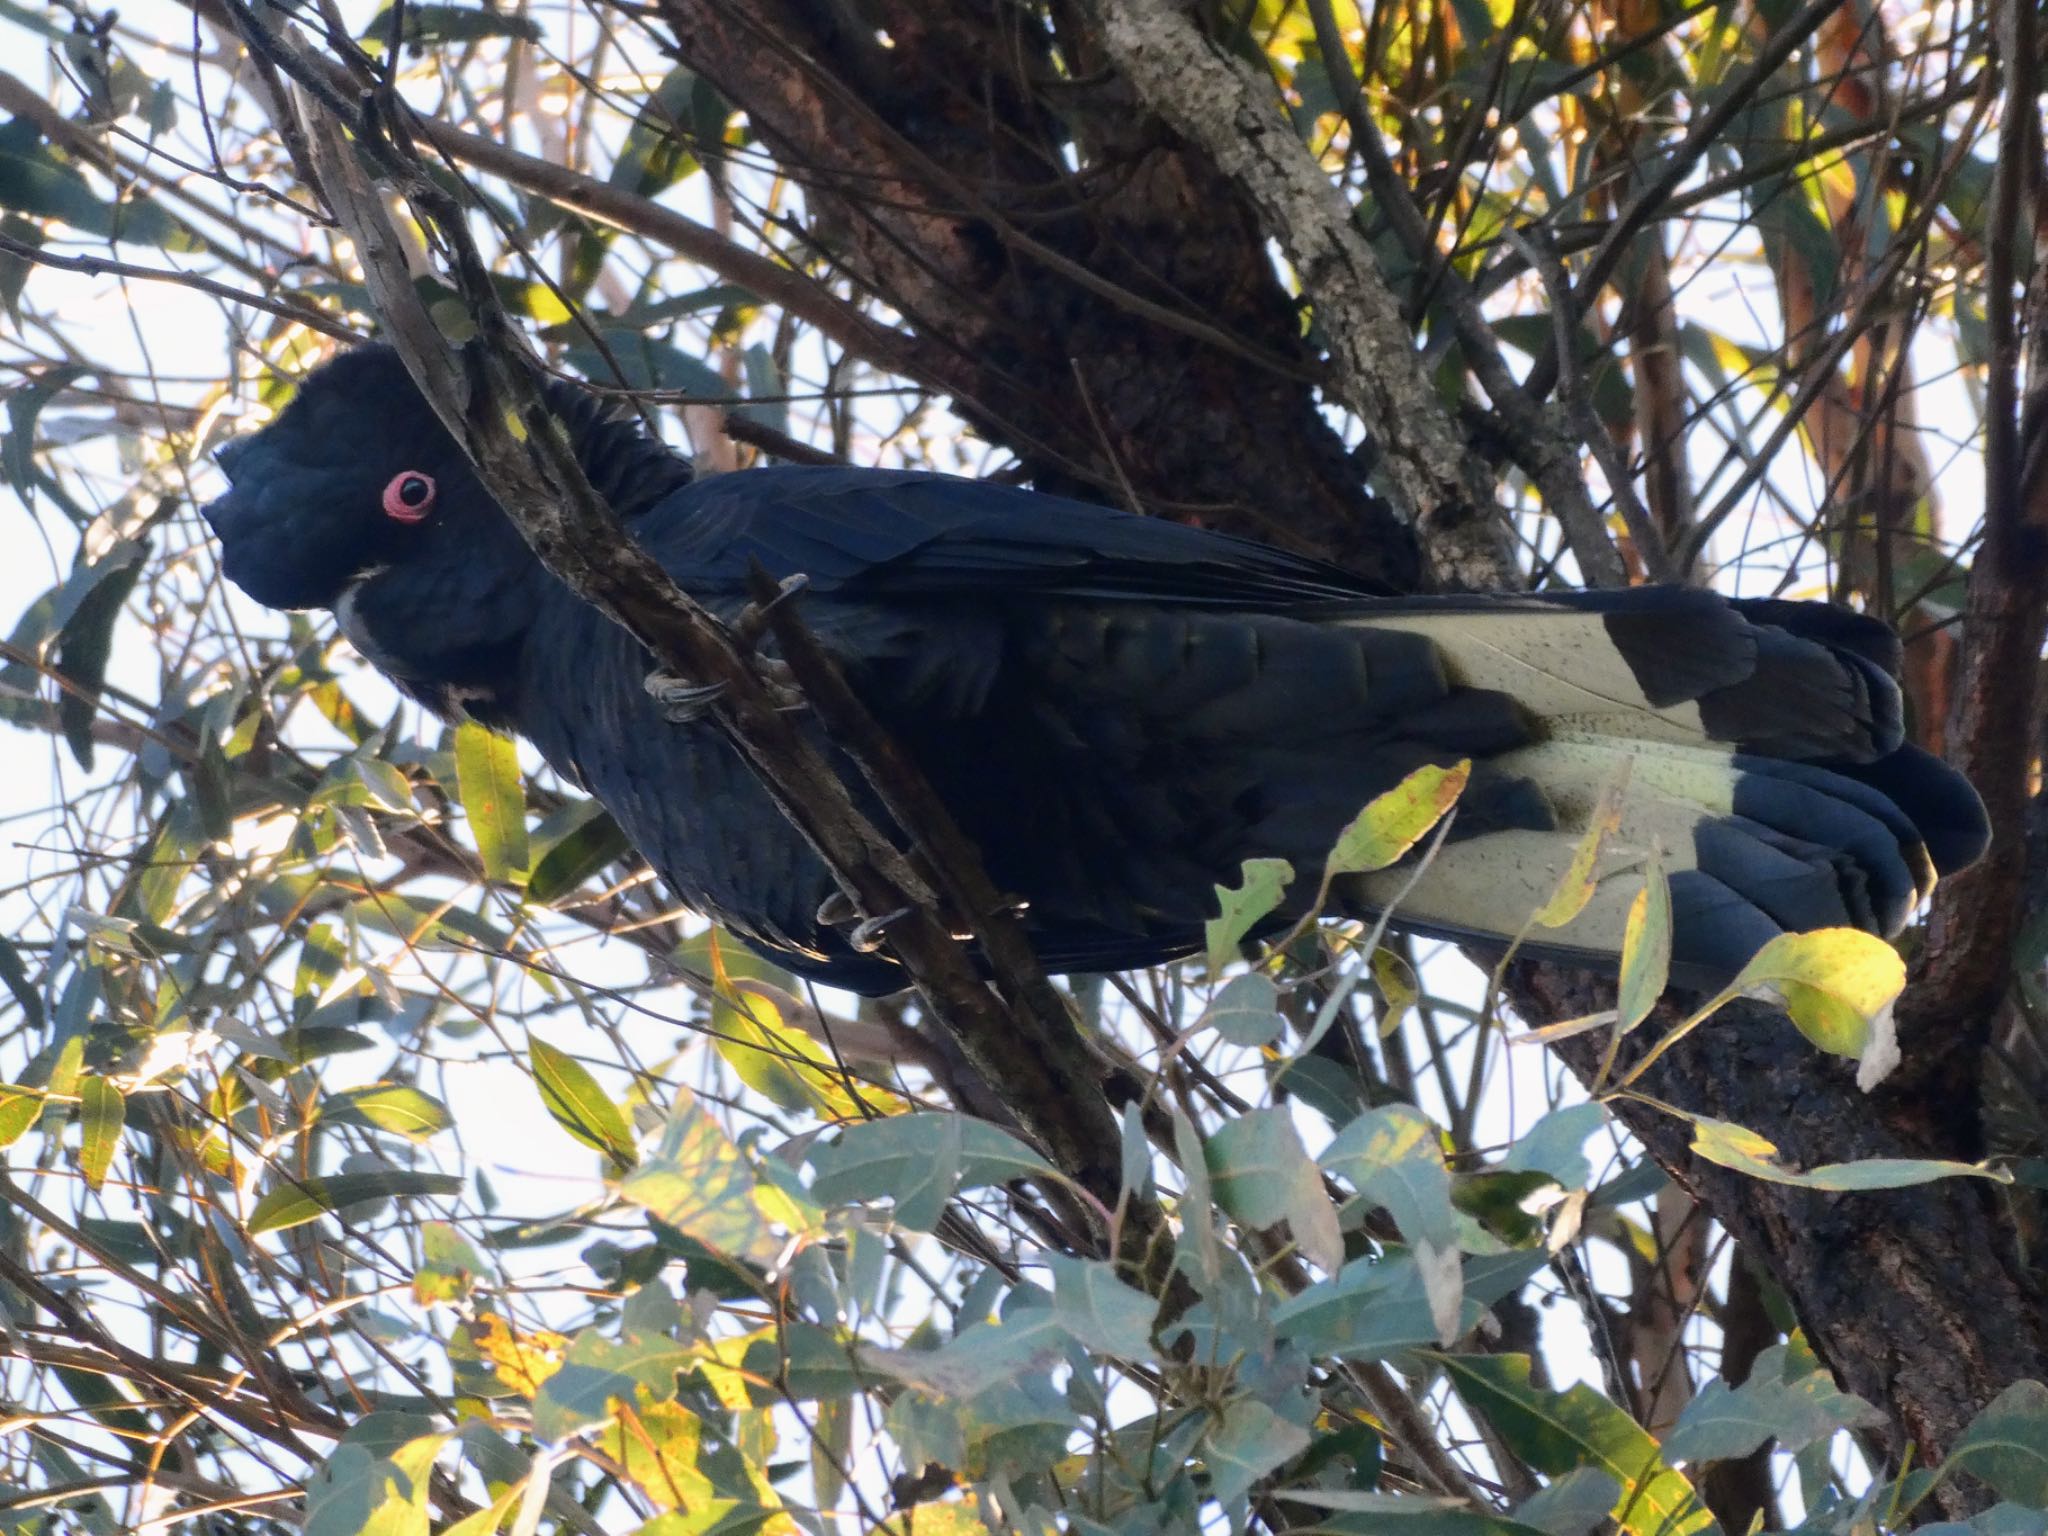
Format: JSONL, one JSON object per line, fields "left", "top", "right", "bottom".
{"left": 848, "top": 905, "right": 915, "bottom": 953}
{"left": 816, "top": 891, "right": 858, "bottom": 927}
{"left": 644, "top": 669, "right": 727, "bottom": 723}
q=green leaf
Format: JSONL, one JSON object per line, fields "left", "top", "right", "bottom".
{"left": 729, "top": 1320, "right": 867, "bottom": 1403}
{"left": 1943, "top": 1380, "right": 2048, "bottom": 1505}
{"left": 1204, "top": 1397, "right": 1310, "bottom": 1508}
{"left": 54, "top": 538, "right": 147, "bottom": 769}
{"left": 0, "top": 1083, "right": 42, "bottom": 1147}
{"left": 1515, "top": 1469, "right": 1623, "bottom": 1536}
{"left": 295, "top": 919, "right": 347, "bottom": 1001}
{"left": 1435, "top": 1354, "right": 1714, "bottom": 1536}
{"left": 1201, "top": 973, "right": 1284, "bottom": 1047}
{"left": 1325, "top": 761, "right": 1470, "bottom": 881}
{"left": 1616, "top": 852, "right": 1670, "bottom": 1035}
{"left": 869, "top": 1304, "right": 1070, "bottom": 1397}
{"left": 76, "top": 1075, "right": 123, "bottom": 1192}
{"left": 359, "top": 3, "right": 543, "bottom": 47}
{"left": 1047, "top": 1254, "right": 1158, "bottom": 1358}
{"left": 1662, "top": 1343, "right": 1882, "bottom": 1465}
{"left": 1205, "top": 857, "right": 1294, "bottom": 973}
{"left": 3, "top": 363, "right": 89, "bottom": 515}
{"left": 529, "top": 1336, "right": 638, "bottom": 1442}
{"left": 325, "top": 1085, "right": 454, "bottom": 1142}
{"left": 1501, "top": 1105, "right": 1608, "bottom": 1190}
{"left": 1726, "top": 928, "right": 1904, "bottom": 1061}
{"left": 1322, "top": 1104, "right": 1458, "bottom": 1253}
{"left": 619, "top": 1092, "right": 812, "bottom": 1266}
{"left": 1687, "top": 1113, "right": 2008, "bottom": 1190}
{"left": 249, "top": 1171, "right": 463, "bottom": 1234}
{"left": 1206, "top": 1107, "right": 1342, "bottom": 1272}
{"left": 0, "top": 211, "right": 35, "bottom": 323}
{"left": 0, "top": 934, "right": 42, "bottom": 1028}
{"left": 568, "top": 332, "right": 730, "bottom": 398}
{"left": 530, "top": 1037, "right": 637, "bottom": 1170}
{"left": 413, "top": 1221, "right": 488, "bottom": 1305}
{"left": 737, "top": 342, "right": 787, "bottom": 441}
{"left": 809, "top": 1113, "right": 1053, "bottom": 1231}
{"left": 454, "top": 720, "right": 529, "bottom": 884}
{"left": 0, "top": 119, "right": 192, "bottom": 248}
{"left": 526, "top": 799, "right": 629, "bottom": 904}
{"left": 609, "top": 68, "right": 702, "bottom": 199}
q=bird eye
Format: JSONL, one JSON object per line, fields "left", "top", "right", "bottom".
{"left": 381, "top": 471, "right": 436, "bottom": 523}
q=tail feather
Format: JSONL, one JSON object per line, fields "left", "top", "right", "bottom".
{"left": 1320, "top": 589, "right": 1988, "bottom": 985}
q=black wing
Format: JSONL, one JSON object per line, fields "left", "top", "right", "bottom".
{"left": 635, "top": 465, "right": 1381, "bottom": 607}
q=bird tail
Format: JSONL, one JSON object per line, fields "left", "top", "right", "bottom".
{"left": 1321, "top": 588, "right": 1987, "bottom": 983}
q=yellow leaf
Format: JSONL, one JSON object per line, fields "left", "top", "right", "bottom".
{"left": 472, "top": 1313, "right": 567, "bottom": 1396}
{"left": 1532, "top": 760, "right": 1631, "bottom": 928}
{"left": 1730, "top": 929, "right": 1905, "bottom": 1060}
{"left": 1615, "top": 852, "right": 1671, "bottom": 1034}
{"left": 1324, "top": 760, "right": 1471, "bottom": 881}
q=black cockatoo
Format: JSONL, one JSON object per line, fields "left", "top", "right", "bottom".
{"left": 203, "top": 346, "right": 1987, "bottom": 994}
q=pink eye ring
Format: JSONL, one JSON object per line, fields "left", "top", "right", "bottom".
{"left": 382, "top": 471, "right": 436, "bottom": 522}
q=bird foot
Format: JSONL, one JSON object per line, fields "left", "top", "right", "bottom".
{"left": 733, "top": 573, "right": 811, "bottom": 651}
{"left": 754, "top": 656, "right": 807, "bottom": 712}
{"left": 849, "top": 906, "right": 915, "bottom": 953}
{"left": 644, "top": 658, "right": 804, "bottom": 721}
{"left": 644, "top": 669, "right": 726, "bottom": 723}
{"left": 816, "top": 891, "right": 916, "bottom": 953}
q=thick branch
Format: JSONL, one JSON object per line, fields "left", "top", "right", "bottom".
{"left": 1089, "top": 0, "right": 1515, "bottom": 591}
{"left": 659, "top": 0, "right": 1421, "bottom": 586}
{"left": 1912, "top": 0, "right": 2048, "bottom": 1032}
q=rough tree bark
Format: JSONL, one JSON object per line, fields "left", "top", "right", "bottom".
{"left": 656, "top": 0, "right": 1423, "bottom": 587}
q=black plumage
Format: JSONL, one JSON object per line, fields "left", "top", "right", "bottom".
{"left": 203, "top": 346, "right": 1989, "bottom": 992}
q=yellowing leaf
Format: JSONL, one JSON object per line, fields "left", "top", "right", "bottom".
{"left": 1616, "top": 853, "right": 1670, "bottom": 1035}
{"left": 698, "top": 931, "right": 885, "bottom": 1119}
{"left": 1435, "top": 1353, "right": 1713, "bottom": 1536}
{"left": 620, "top": 1091, "right": 815, "bottom": 1267}
{"left": 472, "top": 1312, "right": 567, "bottom": 1396}
{"left": 1730, "top": 929, "right": 1905, "bottom": 1060}
{"left": 1687, "top": 1114, "right": 2009, "bottom": 1191}
{"left": 441, "top": 1484, "right": 523, "bottom": 1536}
{"left": 455, "top": 720, "right": 529, "bottom": 884}
{"left": 1324, "top": 760, "right": 1470, "bottom": 881}
{"left": 1533, "top": 760, "right": 1631, "bottom": 927}
{"left": 602, "top": 1397, "right": 714, "bottom": 1510}
{"left": 0, "top": 1084, "right": 44, "bottom": 1148}
{"left": 414, "top": 1221, "right": 488, "bottom": 1305}
{"left": 878, "top": 1501, "right": 989, "bottom": 1536}
{"left": 1371, "top": 947, "right": 1417, "bottom": 1039}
